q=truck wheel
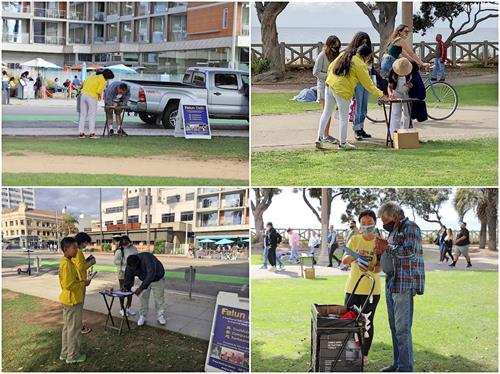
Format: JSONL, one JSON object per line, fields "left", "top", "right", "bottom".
{"left": 139, "top": 113, "right": 158, "bottom": 125}
{"left": 162, "top": 102, "right": 179, "bottom": 129}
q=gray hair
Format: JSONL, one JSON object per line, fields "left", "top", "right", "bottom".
{"left": 378, "top": 201, "right": 405, "bottom": 219}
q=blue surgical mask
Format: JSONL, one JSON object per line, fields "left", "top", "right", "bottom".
{"left": 360, "top": 225, "right": 376, "bottom": 234}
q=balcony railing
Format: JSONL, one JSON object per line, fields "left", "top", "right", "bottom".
{"left": 93, "top": 36, "right": 105, "bottom": 43}
{"left": 34, "top": 7, "right": 66, "bottom": 18}
{"left": 67, "top": 11, "right": 86, "bottom": 21}
{"left": 68, "top": 36, "right": 87, "bottom": 44}
{"left": 2, "top": 3, "right": 30, "bottom": 14}
{"left": 33, "top": 34, "right": 66, "bottom": 45}
{"left": 2, "top": 33, "right": 30, "bottom": 44}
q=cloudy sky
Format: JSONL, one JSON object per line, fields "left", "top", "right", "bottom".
{"left": 35, "top": 188, "right": 122, "bottom": 218}
{"left": 251, "top": 188, "right": 481, "bottom": 231}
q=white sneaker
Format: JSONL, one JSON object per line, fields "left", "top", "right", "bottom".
{"left": 120, "top": 308, "right": 126, "bottom": 317}
{"left": 137, "top": 315, "right": 146, "bottom": 326}
{"left": 268, "top": 266, "right": 276, "bottom": 272}
{"left": 339, "top": 142, "right": 356, "bottom": 150}
{"left": 127, "top": 307, "right": 136, "bottom": 316}
{"left": 157, "top": 314, "right": 166, "bottom": 325}
{"left": 259, "top": 265, "right": 268, "bottom": 270}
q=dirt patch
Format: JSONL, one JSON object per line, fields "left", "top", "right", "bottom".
{"left": 3, "top": 152, "right": 249, "bottom": 180}
{"left": 3, "top": 290, "right": 20, "bottom": 300}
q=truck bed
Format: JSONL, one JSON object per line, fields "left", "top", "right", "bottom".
{"left": 122, "top": 79, "right": 205, "bottom": 90}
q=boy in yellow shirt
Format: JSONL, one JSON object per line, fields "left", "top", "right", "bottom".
{"left": 74, "top": 232, "right": 96, "bottom": 334}
{"left": 59, "top": 237, "right": 91, "bottom": 364}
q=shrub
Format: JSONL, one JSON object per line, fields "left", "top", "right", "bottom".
{"left": 252, "top": 57, "right": 271, "bottom": 75}
{"left": 153, "top": 240, "right": 166, "bottom": 254}
{"left": 102, "top": 243, "right": 112, "bottom": 252}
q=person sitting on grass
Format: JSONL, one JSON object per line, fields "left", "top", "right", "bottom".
{"left": 342, "top": 209, "right": 381, "bottom": 367}
{"left": 316, "top": 45, "right": 384, "bottom": 150}
{"left": 113, "top": 235, "right": 138, "bottom": 317}
{"left": 59, "top": 237, "right": 91, "bottom": 364}
{"left": 74, "top": 232, "right": 96, "bottom": 335}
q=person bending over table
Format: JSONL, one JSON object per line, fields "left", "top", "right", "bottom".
{"left": 113, "top": 235, "right": 138, "bottom": 317}
{"left": 104, "top": 81, "right": 130, "bottom": 135}
{"left": 123, "top": 252, "right": 166, "bottom": 326}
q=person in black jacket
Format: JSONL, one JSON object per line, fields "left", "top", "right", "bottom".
{"left": 123, "top": 252, "right": 166, "bottom": 326}
{"left": 265, "top": 222, "right": 280, "bottom": 271}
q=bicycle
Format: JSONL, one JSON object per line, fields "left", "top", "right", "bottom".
{"left": 365, "top": 66, "right": 458, "bottom": 122}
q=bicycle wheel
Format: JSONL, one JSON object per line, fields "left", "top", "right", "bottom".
{"left": 366, "top": 97, "right": 386, "bottom": 123}
{"left": 425, "top": 82, "right": 458, "bottom": 120}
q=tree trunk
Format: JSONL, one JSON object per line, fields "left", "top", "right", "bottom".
{"left": 486, "top": 189, "right": 498, "bottom": 250}
{"left": 318, "top": 188, "right": 330, "bottom": 266}
{"left": 378, "top": 2, "right": 398, "bottom": 54}
{"left": 254, "top": 213, "right": 265, "bottom": 243}
{"left": 479, "top": 220, "right": 487, "bottom": 249}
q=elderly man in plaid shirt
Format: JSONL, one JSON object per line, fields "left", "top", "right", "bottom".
{"left": 375, "top": 202, "right": 425, "bottom": 372}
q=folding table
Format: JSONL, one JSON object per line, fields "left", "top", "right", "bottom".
{"left": 378, "top": 97, "right": 419, "bottom": 147}
{"left": 99, "top": 289, "right": 133, "bottom": 334}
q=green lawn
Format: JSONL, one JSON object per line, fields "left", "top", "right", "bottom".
{"left": 252, "top": 137, "right": 498, "bottom": 186}
{"left": 252, "top": 83, "right": 498, "bottom": 116}
{"left": 2, "top": 173, "right": 247, "bottom": 186}
{"left": 2, "top": 136, "right": 248, "bottom": 161}
{"left": 2, "top": 290, "right": 207, "bottom": 372}
{"left": 251, "top": 271, "right": 498, "bottom": 372}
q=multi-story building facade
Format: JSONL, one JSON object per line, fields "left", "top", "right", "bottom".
{"left": 2, "top": 188, "right": 36, "bottom": 209}
{"left": 2, "top": 1, "right": 250, "bottom": 74}
{"left": 2, "top": 202, "right": 58, "bottom": 248}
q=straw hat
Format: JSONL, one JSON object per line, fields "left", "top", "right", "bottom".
{"left": 392, "top": 57, "right": 412, "bottom": 76}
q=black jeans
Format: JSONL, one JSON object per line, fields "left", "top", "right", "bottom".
{"left": 267, "top": 246, "right": 277, "bottom": 267}
{"left": 329, "top": 244, "right": 341, "bottom": 266}
{"left": 344, "top": 293, "right": 381, "bottom": 356}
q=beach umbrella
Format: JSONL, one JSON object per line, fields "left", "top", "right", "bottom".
{"left": 21, "top": 58, "right": 62, "bottom": 70}
{"left": 242, "top": 238, "right": 250, "bottom": 242}
{"left": 215, "top": 238, "right": 234, "bottom": 245}
{"left": 106, "top": 64, "right": 137, "bottom": 74}
{"left": 198, "top": 239, "right": 215, "bottom": 243}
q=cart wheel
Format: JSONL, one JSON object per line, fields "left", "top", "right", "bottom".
{"left": 17, "top": 268, "right": 22, "bottom": 275}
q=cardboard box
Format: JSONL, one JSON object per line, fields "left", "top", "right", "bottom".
{"left": 394, "top": 129, "right": 419, "bottom": 149}
{"left": 304, "top": 267, "right": 315, "bottom": 279}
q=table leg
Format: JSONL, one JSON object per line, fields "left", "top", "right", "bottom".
{"left": 118, "top": 297, "right": 126, "bottom": 334}
{"left": 102, "top": 294, "right": 114, "bottom": 329}
{"left": 407, "top": 102, "right": 413, "bottom": 129}
{"left": 300, "top": 260, "right": 304, "bottom": 277}
{"left": 388, "top": 103, "right": 394, "bottom": 148}
{"left": 108, "top": 296, "right": 116, "bottom": 327}
{"left": 382, "top": 103, "right": 390, "bottom": 147}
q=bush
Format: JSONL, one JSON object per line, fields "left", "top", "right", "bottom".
{"left": 252, "top": 57, "right": 271, "bottom": 75}
{"left": 153, "top": 240, "right": 166, "bottom": 254}
{"left": 102, "top": 243, "right": 112, "bottom": 252}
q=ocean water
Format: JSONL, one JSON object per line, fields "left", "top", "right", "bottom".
{"left": 251, "top": 26, "right": 498, "bottom": 45}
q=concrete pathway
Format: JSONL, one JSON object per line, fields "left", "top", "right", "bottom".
{"left": 2, "top": 271, "right": 215, "bottom": 340}
{"left": 252, "top": 106, "right": 498, "bottom": 151}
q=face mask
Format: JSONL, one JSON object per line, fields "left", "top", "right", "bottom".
{"left": 360, "top": 225, "right": 376, "bottom": 234}
{"left": 383, "top": 221, "right": 395, "bottom": 233}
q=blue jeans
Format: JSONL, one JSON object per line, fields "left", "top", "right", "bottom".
{"left": 353, "top": 83, "right": 369, "bottom": 131}
{"left": 290, "top": 245, "right": 299, "bottom": 261}
{"left": 262, "top": 245, "right": 269, "bottom": 267}
{"left": 432, "top": 59, "right": 445, "bottom": 80}
{"left": 386, "top": 282, "right": 415, "bottom": 372}
{"left": 381, "top": 55, "right": 396, "bottom": 78}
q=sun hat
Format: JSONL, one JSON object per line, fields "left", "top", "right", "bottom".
{"left": 392, "top": 57, "right": 412, "bottom": 76}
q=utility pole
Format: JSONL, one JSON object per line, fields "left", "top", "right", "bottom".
{"left": 230, "top": 2, "right": 238, "bottom": 69}
{"left": 146, "top": 188, "right": 151, "bottom": 252}
{"left": 124, "top": 188, "right": 129, "bottom": 235}
{"left": 99, "top": 188, "right": 104, "bottom": 248}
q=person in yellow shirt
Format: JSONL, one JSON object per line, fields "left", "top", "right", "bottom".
{"left": 342, "top": 209, "right": 381, "bottom": 367}
{"left": 78, "top": 68, "right": 114, "bottom": 139}
{"left": 74, "top": 232, "right": 96, "bottom": 334}
{"left": 59, "top": 237, "right": 91, "bottom": 364}
{"left": 316, "top": 44, "right": 385, "bottom": 150}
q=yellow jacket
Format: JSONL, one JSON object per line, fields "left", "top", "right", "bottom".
{"left": 71, "top": 248, "right": 92, "bottom": 281}
{"left": 326, "top": 52, "right": 383, "bottom": 100}
{"left": 81, "top": 73, "right": 106, "bottom": 100}
{"left": 59, "top": 257, "right": 85, "bottom": 305}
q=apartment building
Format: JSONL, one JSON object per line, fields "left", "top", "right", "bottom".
{"left": 2, "top": 188, "right": 36, "bottom": 209}
{"left": 2, "top": 1, "right": 250, "bottom": 74}
{"left": 2, "top": 202, "right": 58, "bottom": 248}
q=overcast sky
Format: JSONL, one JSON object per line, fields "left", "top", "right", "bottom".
{"left": 35, "top": 188, "right": 122, "bottom": 219}
{"left": 251, "top": 1, "right": 498, "bottom": 29}
{"left": 251, "top": 188, "right": 481, "bottom": 231}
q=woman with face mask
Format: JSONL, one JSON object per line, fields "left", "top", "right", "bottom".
{"left": 341, "top": 209, "right": 381, "bottom": 367}
{"left": 316, "top": 44, "right": 384, "bottom": 150}
{"left": 313, "top": 35, "right": 341, "bottom": 145}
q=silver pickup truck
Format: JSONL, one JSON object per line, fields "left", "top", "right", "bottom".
{"left": 124, "top": 67, "right": 249, "bottom": 128}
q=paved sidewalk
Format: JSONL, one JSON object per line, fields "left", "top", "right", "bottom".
{"left": 252, "top": 106, "right": 498, "bottom": 151}
{"left": 2, "top": 272, "right": 215, "bottom": 340}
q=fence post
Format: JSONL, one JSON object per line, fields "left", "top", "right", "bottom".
{"left": 451, "top": 41, "right": 457, "bottom": 67}
{"left": 483, "top": 40, "right": 489, "bottom": 67}
{"left": 36, "top": 256, "right": 40, "bottom": 273}
{"left": 420, "top": 41, "right": 425, "bottom": 61}
{"left": 280, "top": 42, "right": 286, "bottom": 71}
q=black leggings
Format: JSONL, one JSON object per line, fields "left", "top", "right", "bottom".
{"left": 267, "top": 246, "right": 276, "bottom": 267}
{"left": 344, "top": 293, "right": 381, "bottom": 356}
{"left": 329, "top": 244, "right": 341, "bottom": 266}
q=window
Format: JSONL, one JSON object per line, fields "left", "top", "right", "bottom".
{"left": 153, "top": 2, "right": 168, "bottom": 13}
{"left": 181, "top": 211, "right": 193, "bottom": 221}
{"left": 166, "top": 195, "right": 180, "bottom": 204}
{"left": 104, "top": 221, "right": 114, "bottom": 226}
{"left": 186, "top": 193, "right": 194, "bottom": 201}
{"left": 94, "top": 24, "right": 104, "bottom": 43}
{"left": 128, "top": 196, "right": 139, "bottom": 209}
{"left": 222, "top": 8, "right": 228, "bottom": 29}
{"left": 223, "top": 192, "right": 244, "bottom": 208}
{"left": 117, "top": 219, "right": 123, "bottom": 224}
{"left": 192, "top": 72, "right": 206, "bottom": 87}
{"left": 152, "top": 17, "right": 166, "bottom": 43}
{"left": 144, "top": 214, "right": 152, "bottom": 223}
{"left": 122, "top": 2, "right": 134, "bottom": 16}
{"left": 223, "top": 210, "right": 243, "bottom": 225}
{"left": 136, "top": 18, "right": 148, "bottom": 42}
{"left": 215, "top": 74, "right": 238, "bottom": 90}
{"left": 105, "top": 206, "right": 123, "bottom": 214}
{"left": 144, "top": 195, "right": 152, "bottom": 205}
{"left": 137, "top": 1, "right": 149, "bottom": 16}
{"left": 161, "top": 213, "right": 175, "bottom": 223}
{"left": 108, "top": 2, "right": 119, "bottom": 16}
{"left": 199, "top": 196, "right": 219, "bottom": 209}
{"left": 128, "top": 215, "right": 139, "bottom": 223}
{"left": 198, "top": 212, "right": 218, "bottom": 227}
{"left": 106, "top": 23, "right": 118, "bottom": 42}
{"left": 120, "top": 21, "right": 133, "bottom": 42}
{"left": 169, "top": 14, "right": 186, "bottom": 41}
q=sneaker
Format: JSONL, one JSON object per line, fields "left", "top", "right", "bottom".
{"left": 466, "top": 263, "right": 472, "bottom": 268}
{"left": 355, "top": 130, "right": 364, "bottom": 141}
{"left": 88, "top": 133, "right": 100, "bottom": 139}
{"left": 137, "top": 315, "right": 146, "bottom": 326}
{"left": 79, "top": 133, "right": 85, "bottom": 139}
{"left": 315, "top": 138, "right": 322, "bottom": 149}
{"left": 360, "top": 129, "right": 372, "bottom": 138}
{"left": 109, "top": 129, "right": 114, "bottom": 135}
{"left": 323, "top": 135, "right": 338, "bottom": 144}
{"left": 448, "top": 263, "right": 456, "bottom": 267}
{"left": 327, "top": 264, "right": 333, "bottom": 268}
{"left": 339, "top": 142, "right": 356, "bottom": 150}
{"left": 127, "top": 307, "right": 136, "bottom": 316}
{"left": 157, "top": 314, "right": 166, "bottom": 325}
{"left": 277, "top": 266, "right": 285, "bottom": 272}
{"left": 259, "top": 265, "right": 268, "bottom": 270}
{"left": 66, "top": 354, "right": 86, "bottom": 364}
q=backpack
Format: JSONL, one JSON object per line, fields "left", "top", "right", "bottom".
{"left": 276, "top": 232, "right": 282, "bottom": 244}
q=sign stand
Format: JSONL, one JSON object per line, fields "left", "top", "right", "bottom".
{"left": 174, "top": 98, "right": 212, "bottom": 139}
{"left": 205, "top": 292, "right": 249, "bottom": 372}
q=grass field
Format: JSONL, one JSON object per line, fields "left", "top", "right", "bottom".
{"left": 252, "top": 83, "right": 498, "bottom": 116}
{"left": 2, "top": 290, "right": 207, "bottom": 372}
{"left": 252, "top": 137, "right": 498, "bottom": 186}
{"left": 2, "top": 173, "right": 247, "bottom": 186}
{"left": 2, "top": 136, "right": 248, "bottom": 161}
{"left": 251, "top": 271, "right": 498, "bottom": 372}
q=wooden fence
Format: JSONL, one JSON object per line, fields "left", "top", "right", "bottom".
{"left": 251, "top": 40, "right": 498, "bottom": 68}
{"left": 251, "top": 228, "right": 481, "bottom": 244}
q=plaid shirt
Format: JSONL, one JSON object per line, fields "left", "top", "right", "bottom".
{"left": 386, "top": 217, "right": 425, "bottom": 295}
